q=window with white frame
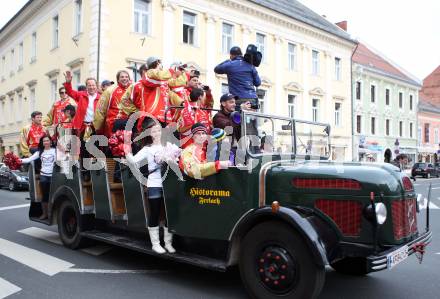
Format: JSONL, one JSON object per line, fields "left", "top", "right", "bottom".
{"left": 221, "top": 83, "right": 229, "bottom": 95}
{"left": 31, "top": 32, "right": 37, "bottom": 62}
{"left": 385, "top": 88, "right": 390, "bottom": 105}
{"left": 312, "top": 98, "right": 319, "bottom": 122}
{"left": 222, "top": 23, "right": 234, "bottom": 54}
{"left": 334, "top": 102, "right": 341, "bottom": 126}
{"left": 410, "top": 94, "right": 413, "bottom": 111}
{"left": 183, "top": 11, "right": 196, "bottom": 45}
{"left": 74, "top": 0, "right": 82, "bottom": 36}
{"left": 17, "top": 94, "right": 23, "bottom": 122}
{"left": 399, "top": 92, "right": 403, "bottom": 108}
{"left": 410, "top": 122, "right": 413, "bottom": 138}
{"left": 134, "top": 0, "right": 150, "bottom": 34}
{"left": 288, "top": 94, "right": 295, "bottom": 118}
{"left": 10, "top": 49, "right": 15, "bottom": 75}
{"left": 356, "top": 115, "right": 362, "bottom": 134}
{"left": 256, "top": 33, "right": 266, "bottom": 62}
{"left": 435, "top": 128, "right": 439, "bottom": 145}
{"left": 312, "top": 50, "right": 319, "bottom": 75}
{"left": 73, "top": 70, "right": 81, "bottom": 89}
{"left": 371, "top": 117, "right": 376, "bottom": 135}
{"left": 50, "top": 79, "right": 58, "bottom": 103}
{"left": 399, "top": 121, "right": 403, "bottom": 137}
{"left": 52, "top": 15, "right": 59, "bottom": 48}
{"left": 355, "top": 81, "right": 361, "bottom": 100}
{"left": 29, "top": 88, "right": 36, "bottom": 113}
{"left": 288, "top": 43, "right": 296, "bottom": 71}
{"left": 424, "top": 123, "right": 430, "bottom": 143}
{"left": 18, "top": 42, "right": 23, "bottom": 70}
{"left": 9, "top": 97, "right": 14, "bottom": 124}
{"left": 370, "top": 84, "right": 376, "bottom": 103}
{"left": 334, "top": 57, "right": 341, "bottom": 80}
{"left": 386, "top": 119, "right": 390, "bottom": 136}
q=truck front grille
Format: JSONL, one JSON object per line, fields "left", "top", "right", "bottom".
{"left": 315, "top": 199, "right": 362, "bottom": 237}
{"left": 392, "top": 199, "right": 417, "bottom": 240}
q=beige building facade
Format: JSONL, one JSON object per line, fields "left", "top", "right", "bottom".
{"left": 0, "top": 0, "right": 356, "bottom": 160}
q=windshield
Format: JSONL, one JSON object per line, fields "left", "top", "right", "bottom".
{"left": 242, "top": 111, "right": 330, "bottom": 159}
{"left": 415, "top": 163, "right": 427, "bottom": 168}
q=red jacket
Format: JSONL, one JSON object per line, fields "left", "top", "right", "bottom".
{"left": 64, "top": 82, "right": 100, "bottom": 130}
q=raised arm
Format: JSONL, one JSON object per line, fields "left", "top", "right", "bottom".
{"left": 214, "top": 60, "right": 231, "bottom": 74}
{"left": 63, "top": 71, "right": 80, "bottom": 102}
{"left": 21, "top": 151, "right": 40, "bottom": 164}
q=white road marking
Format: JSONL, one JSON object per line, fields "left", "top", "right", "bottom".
{"left": 62, "top": 268, "right": 167, "bottom": 274}
{"left": 17, "top": 227, "right": 112, "bottom": 256}
{"left": 0, "top": 238, "right": 74, "bottom": 276}
{"left": 18, "top": 227, "right": 62, "bottom": 245}
{"left": 0, "top": 204, "right": 30, "bottom": 212}
{"left": 418, "top": 198, "right": 440, "bottom": 210}
{"left": 0, "top": 278, "right": 21, "bottom": 299}
{"left": 436, "top": 253, "right": 440, "bottom": 255}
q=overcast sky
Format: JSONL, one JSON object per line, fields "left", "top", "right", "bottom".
{"left": 1, "top": 0, "right": 439, "bottom": 80}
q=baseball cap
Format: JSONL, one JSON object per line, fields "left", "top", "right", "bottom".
{"left": 146, "top": 56, "right": 161, "bottom": 68}
{"left": 230, "top": 46, "right": 242, "bottom": 56}
{"left": 101, "top": 80, "right": 114, "bottom": 86}
{"left": 220, "top": 93, "right": 238, "bottom": 102}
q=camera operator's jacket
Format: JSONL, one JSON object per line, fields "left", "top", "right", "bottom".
{"left": 214, "top": 56, "right": 261, "bottom": 99}
{"left": 179, "top": 143, "right": 220, "bottom": 179}
{"left": 93, "top": 83, "right": 130, "bottom": 137}
{"left": 120, "top": 69, "right": 185, "bottom": 129}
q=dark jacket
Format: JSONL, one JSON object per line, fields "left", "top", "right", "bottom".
{"left": 213, "top": 110, "right": 241, "bottom": 143}
{"left": 214, "top": 56, "right": 261, "bottom": 99}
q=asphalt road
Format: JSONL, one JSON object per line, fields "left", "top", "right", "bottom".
{"left": 0, "top": 179, "right": 439, "bottom": 299}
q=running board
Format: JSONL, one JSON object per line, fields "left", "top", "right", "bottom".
{"left": 81, "top": 230, "right": 228, "bottom": 272}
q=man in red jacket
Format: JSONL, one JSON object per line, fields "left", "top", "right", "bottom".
{"left": 93, "top": 70, "right": 131, "bottom": 137}
{"left": 63, "top": 70, "right": 100, "bottom": 136}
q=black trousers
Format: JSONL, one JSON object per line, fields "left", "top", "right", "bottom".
{"left": 39, "top": 175, "right": 51, "bottom": 203}
{"left": 147, "top": 187, "right": 165, "bottom": 227}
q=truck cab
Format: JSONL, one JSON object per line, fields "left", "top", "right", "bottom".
{"left": 28, "top": 110, "right": 432, "bottom": 299}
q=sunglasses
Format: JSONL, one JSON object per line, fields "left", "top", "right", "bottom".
{"left": 59, "top": 91, "right": 66, "bottom": 94}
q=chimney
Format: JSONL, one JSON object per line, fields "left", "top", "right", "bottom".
{"left": 336, "top": 20, "right": 347, "bottom": 31}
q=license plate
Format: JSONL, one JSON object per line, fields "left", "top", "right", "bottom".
{"left": 387, "top": 245, "right": 408, "bottom": 269}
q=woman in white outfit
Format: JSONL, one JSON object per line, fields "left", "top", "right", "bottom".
{"left": 126, "top": 122, "right": 181, "bottom": 254}
{"left": 21, "top": 135, "right": 56, "bottom": 219}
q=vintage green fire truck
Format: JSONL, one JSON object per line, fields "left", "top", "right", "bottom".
{"left": 27, "top": 111, "right": 431, "bottom": 299}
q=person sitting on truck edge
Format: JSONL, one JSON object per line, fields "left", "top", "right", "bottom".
{"left": 20, "top": 111, "right": 50, "bottom": 158}
{"left": 179, "top": 123, "right": 229, "bottom": 180}
{"left": 20, "top": 135, "right": 56, "bottom": 220}
{"left": 125, "top": 120, "right": 181, "bottom": 254}
{"left": 214, "top": 46, "right": 261, "bottom": 110}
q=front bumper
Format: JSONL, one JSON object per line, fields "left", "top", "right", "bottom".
{"left": 366, "top": 230, "right": 432, "bottom": 272}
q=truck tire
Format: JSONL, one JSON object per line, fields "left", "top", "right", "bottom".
{"left": 330, "top": 257, "right": 368, "bottom": 275}
{"left": 57, "top": 200, "right": 87, "bottom": 249}
{"left": 239, "top": 221, "right": 325, "bottom": 299}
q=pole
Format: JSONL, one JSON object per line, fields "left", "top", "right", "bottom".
{"left": 96, "top": 0, "right": 102, "bottom": 83}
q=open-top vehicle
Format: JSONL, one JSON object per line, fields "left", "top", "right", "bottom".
{"left": 27, "top": 110, "right": 431, "bottom": 299}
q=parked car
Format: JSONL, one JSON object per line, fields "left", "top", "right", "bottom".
{"left": 0, "top": 165, "right": 29, "bottom": 191}
{"left": 411, "top": 162, "right": 439, "bottom": 178}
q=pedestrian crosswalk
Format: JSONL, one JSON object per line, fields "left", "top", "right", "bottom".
{"left": 0, "top": 278, "right": 21, "bottom": 299}
{"left": 17, "top": 226, "right": 112, "bottom": 256}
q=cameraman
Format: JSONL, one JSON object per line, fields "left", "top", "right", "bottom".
{"left": 214, "top": 46, "right": 261, "bottom": 110}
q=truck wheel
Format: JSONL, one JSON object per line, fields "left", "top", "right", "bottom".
{"left": 8, "top": 181, "right": 15, "bottom": 191}
{"left": 239, "top": 221, "right": 325, "bottom": 299}
{"left": 57, "top": 200, "right": 86, "bottom": 249}
{"left": 330, "top": 257, "right": 368, "bottom": 275}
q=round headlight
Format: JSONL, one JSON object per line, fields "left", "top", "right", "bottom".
{"left": 375, "top": 203, "right": 387, "bottom": 225}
